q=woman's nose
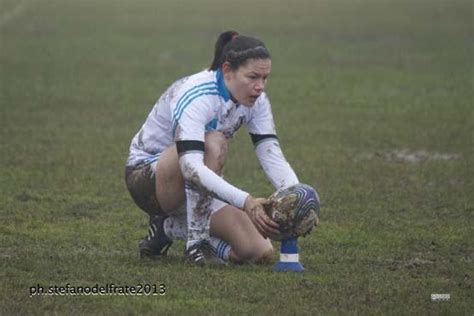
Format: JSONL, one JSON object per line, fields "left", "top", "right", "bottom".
{"left": 255, "top": 79, "right": 265, "bottom": 92}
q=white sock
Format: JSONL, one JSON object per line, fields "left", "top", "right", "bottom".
{"left": 164, "top": 214, "right": 231, "bottom": 262}
{"left": 209, "top": 237, "right": 231, "bottom": 261}
{"left": 163, "top": 215, "right": 187, "bottom": 240}
{"left": 185, "top": 181, "right": 213, "bottom": 249}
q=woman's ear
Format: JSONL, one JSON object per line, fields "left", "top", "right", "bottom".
{"left": 222, "top": 62, "right": 233, "bottom": 79}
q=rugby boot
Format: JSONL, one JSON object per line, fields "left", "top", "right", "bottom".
{"left": 184, "top": 240, "right": 226, "bottom": 266}
{"left": 139, "top": 215, "right": 173, "bottom": 259}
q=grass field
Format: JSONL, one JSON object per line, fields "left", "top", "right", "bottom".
{"left": 1, "top": 0, "right": 473, "bottom": 314}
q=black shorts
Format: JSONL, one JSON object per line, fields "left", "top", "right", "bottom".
{"left": 124, "top": 164, "right": 164, "bottom": 216}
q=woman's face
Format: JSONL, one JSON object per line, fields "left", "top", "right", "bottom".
{"left": 223, "top": 58, "right": 271, "bottom": 107}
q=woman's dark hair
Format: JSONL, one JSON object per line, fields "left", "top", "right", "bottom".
{"left": 209, "top": 31, "right": 271, "bottom": 71}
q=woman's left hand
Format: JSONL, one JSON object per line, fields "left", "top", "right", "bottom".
{"left": 243, "top": 196, "right": 280, "bottom": 238}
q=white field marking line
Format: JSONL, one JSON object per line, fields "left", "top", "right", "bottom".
{"left": 0, "top": 0, "right": 38, "bottom": 28}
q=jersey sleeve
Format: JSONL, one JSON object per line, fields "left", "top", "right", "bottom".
{"left": 172, "top": 94, "right": 214, "bottom": 142}
{"left": 172, "top": 91, "right": 249, "bottom": 209}
{"left": 247, "top": 93, "right": 299, "bottom": 189}
{"left": 179, "top": 152, "right": 249, "bottom": 209}
{"left": 254, "top": 138, "right": 299, "bottom": 190}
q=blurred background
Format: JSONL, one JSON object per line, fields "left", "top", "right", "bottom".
{"left": 1, "top": 0, "right": 472, "bottom": 314}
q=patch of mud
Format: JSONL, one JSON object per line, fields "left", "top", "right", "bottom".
{"left": 357, "top": 149, "right": 462, "bottom": 163}
{"left": 384, "top": 257, "right": 435, "bottom": 270}
{"left": 16, "top": 191, "right": 42, "bottom": 202}
{"left": 0, "top": 248, "right": 16, "bottom": 260}
{"left": 66, "top": 202, "right": 100, "bottom": 219}
{"left": 459, "top": 273, "right": 474, "bottom": 289}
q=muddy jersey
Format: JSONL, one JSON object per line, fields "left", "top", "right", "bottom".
{"left": 127, "top": 68, "right": 298, "bottom": 208}
{"left": 127, "top": 69, "right": 276, "bottom": 168}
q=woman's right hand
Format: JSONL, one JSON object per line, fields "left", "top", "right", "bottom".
{"left": 243, "top": 195, "right": 280, "bottom": 238}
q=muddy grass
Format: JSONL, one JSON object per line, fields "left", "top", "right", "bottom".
{"left": 357, "top": 149, "right": 463, "bottom": 163}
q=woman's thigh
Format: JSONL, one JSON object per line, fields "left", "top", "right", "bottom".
{"left": 154, "top": 145, "right": 185, "bottom": 213}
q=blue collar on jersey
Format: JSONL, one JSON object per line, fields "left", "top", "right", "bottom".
{"left": 216, "top": 69, "right": 237, "bottom": 104}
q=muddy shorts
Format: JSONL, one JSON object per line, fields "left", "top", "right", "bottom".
{"left": 125, "top": 164, "right": 164, "bottom": 216}
{"left": 125, "top": 163, "right": 230, "bottom": 217}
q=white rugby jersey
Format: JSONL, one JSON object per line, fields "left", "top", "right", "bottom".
{"left": 127, "top": 69, "right": 298, "bottom": 208}
{"left": 127, "top": 69, "right": 276, "bottom": 166}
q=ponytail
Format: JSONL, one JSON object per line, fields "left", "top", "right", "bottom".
{"left": 209, "top": 31, "right": 239, "bottom": 71}
{"left": 209, "top": 31, "right": 271, "bottom": 71}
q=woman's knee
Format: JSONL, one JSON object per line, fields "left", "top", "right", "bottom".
{"left": 257, "top": 245, "right": 274, "bottom": 263}
{"left": 204, "top": 131, "right": 228, "bottom": 174}
{"left": 233, "top": 241, "right": 274, "bottom": 263}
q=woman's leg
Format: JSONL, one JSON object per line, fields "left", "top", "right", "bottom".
{"left": 155, "top": 131, "right": 228, "bottom": 213}
{"left": 152, "top": 131, "right": 273, "bottom": 263}
{"left": 210, "top": 205, "right": 274, "bottom": 264}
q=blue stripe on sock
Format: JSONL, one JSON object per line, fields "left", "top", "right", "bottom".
{"left": 217, "top": 241, "right": 222, "bottom": 257}
{"left": 217, "top": 240, "right": 228, "bottom": 259}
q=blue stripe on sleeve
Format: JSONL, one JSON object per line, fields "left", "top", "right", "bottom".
{"left": 174, "top": 85, "right": 218, "bottom": 123}
{"left": 172, "top": 82, "right": 216, "bottom": 121}
{"left": 172, "top": 91, "right": 220, "bottom": 136}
